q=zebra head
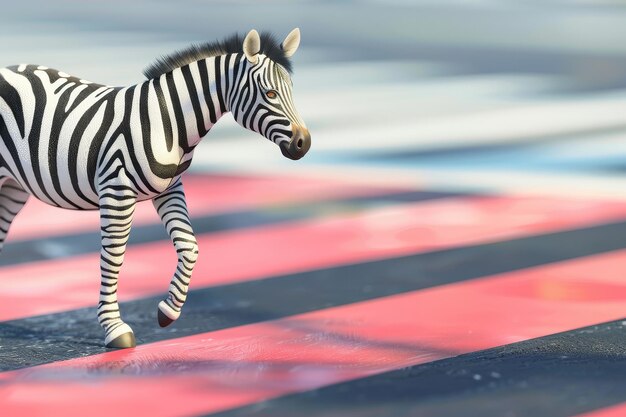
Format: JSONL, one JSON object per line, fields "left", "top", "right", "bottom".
{"left": 231, "top": 29, "right": 311, "bottom": 160}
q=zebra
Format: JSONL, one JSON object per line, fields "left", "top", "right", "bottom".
{"left": 0, "top": 28, "right": 311, "bottom": 348}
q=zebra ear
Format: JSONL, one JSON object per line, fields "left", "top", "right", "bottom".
{"left": 281, "top": 28, "right": 300, "bottom": 58}
{"left": 243, "top": 29, "right": 261, "bottom": 64}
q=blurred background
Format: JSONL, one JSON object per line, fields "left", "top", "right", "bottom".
{"left": 2, "top": 2, "right": 626, "bottom": 415}
{"left": 2, "top": 0, "right": 626, "bottom": 198}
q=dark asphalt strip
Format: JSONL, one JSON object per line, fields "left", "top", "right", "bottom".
{"left": 1, "top": 219, "right": 626, "bottom": 371}
{"left": 208, "top": 319, "right": 626, "bottom": 417}
{"left": 0, "top": 190, "right": 458, "bottom": 267}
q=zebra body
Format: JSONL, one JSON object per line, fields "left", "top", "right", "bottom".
{"left": 0, "top": 29, "right": 310, "bottom": 348}
{"left": 0, "top": 56, "right": 234, "bottom": 209}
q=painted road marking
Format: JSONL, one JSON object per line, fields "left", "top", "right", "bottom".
{"left": 1, "top": 249, "right": 624, "bottom": 416}
{"left": 2, "top": 195, "right": 626, "bottom": 321}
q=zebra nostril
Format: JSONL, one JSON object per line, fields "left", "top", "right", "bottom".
{"left": 296, "top": 138, "right": 304, "bottom": 149}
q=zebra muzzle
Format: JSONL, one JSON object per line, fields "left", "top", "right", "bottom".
{"left": 280, "top": 125, "right": 311, "bottom": 160}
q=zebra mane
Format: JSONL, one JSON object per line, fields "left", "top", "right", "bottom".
{"left": 143, "top": 31, "right": 293, "bottom": 79}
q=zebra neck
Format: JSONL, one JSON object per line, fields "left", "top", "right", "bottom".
{"left": 147, "top": 55, "right": 240, "bottom": 153}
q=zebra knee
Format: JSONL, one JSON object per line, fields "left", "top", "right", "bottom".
{"left": 178, "top": 240, "right": 199, "bottom": 267}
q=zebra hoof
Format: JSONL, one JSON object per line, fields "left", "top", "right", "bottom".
{"left": 158, "top": 309, "right": 175, "bottom": 327}
{"left": 105, "top": 332, "right": 136, "bottom": 349}
{"left": 157, "top": 300, "right": 180, "bottom": 328}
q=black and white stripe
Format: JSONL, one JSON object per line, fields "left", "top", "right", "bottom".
{"left": 0, "top": 29, "right": 308, "bottom": 347}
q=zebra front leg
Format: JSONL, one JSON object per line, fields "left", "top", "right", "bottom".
{"left": 153, "top": 179, "right": 198, "bottom": 327}
{"left": 0, "top": 179, "right": 29, "bottom": 251}
{"left": 98, "top": 186, "right": 137, "bottom": 348}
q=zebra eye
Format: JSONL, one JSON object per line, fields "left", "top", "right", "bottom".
{"left": 266, "top": 90, "right": 278, "bottom": 99}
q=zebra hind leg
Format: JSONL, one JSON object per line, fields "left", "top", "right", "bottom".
{"left": 97, "top": 185, "right": 137, "bottom": 348}
{"left": 0, "top": 179, "right": 30, "bottom": 252}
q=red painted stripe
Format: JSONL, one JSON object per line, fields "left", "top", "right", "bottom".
{"left": 2, "top": 196, "right": 626, "bottom": 321}
{"left": 576, "top": 404, "right": 626, "bottom": 417}
{"left": 1, "top": 249, "right": 625, "bottom": 416}
{"left": 7, "top": 173, "right": 401, "bottom": 240}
